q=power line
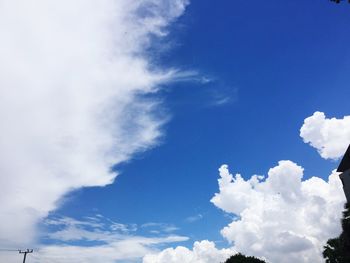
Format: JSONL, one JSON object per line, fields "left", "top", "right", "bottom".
{"left": 0, "top": 248, "right": 20, "bottom": 252}
{"left": 0, "top": 248, "right": 34, "bottom": 262}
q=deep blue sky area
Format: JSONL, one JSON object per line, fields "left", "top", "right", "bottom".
{"left": 55, "top": 0, "right": 350, "bottom": 247}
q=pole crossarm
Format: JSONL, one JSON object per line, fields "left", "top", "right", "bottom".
{"left": 19, "top": 249, "right": 33, "bottom": 263}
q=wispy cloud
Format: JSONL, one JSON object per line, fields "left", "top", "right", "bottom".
{"left": 212, "top": 95, "right": 231, "bottom": 106}
{"left": 141, "top": 222, "right": 180, "bottom": 233}
{"left": 162, "top": 69, "right": 213, "bottom": 84}
{"left": 34, "top": 215, "right": 189, "bottom": 263}
{"left": 185, "top": 214, "right": 203, "bottom": 223}
{"left": 209, "top": 86, "right": 238, "bottom": 107}
{"left": 44, "top": 216, "right": 137, "bottom": 242}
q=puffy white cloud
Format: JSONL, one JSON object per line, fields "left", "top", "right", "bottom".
{"left": 300, "top": 111, "right": 350, "bottom": 159}
{"left": 211, "top": 162, "right": 346, "bottom": 263}
{"left": 143, "top": 240, "right": 235, "bottom": 263}
{"left": 0, "top": 0, "right": 188, "bottom": 250}
{"left": 142, "top": 111, "right": 349, "bottom": 263}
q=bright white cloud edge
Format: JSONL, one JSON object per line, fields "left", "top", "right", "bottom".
{"left": 300, "top": 111, "right": 350, "bottom": 160}
{"left": 143, "top": 240, "right": 235, "bottom": 263}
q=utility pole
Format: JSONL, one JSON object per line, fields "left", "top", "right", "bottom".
{"left": 19, "top": 249, "right": 33, "bottom": 263}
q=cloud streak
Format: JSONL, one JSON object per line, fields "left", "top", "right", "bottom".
{"left": 23, "top": 215, "right": 187, "bottom": 263}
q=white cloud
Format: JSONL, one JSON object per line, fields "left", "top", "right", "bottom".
{"left": 34, "top": 235, "right": 187, "bottom": 263}
{"left": 24, "top": 215, "right": 188, "bottom": 263}
{"left": 142, "top": 111, "right": 349, "bottom": 263}
{"left": 0, "top": 0, "right": 188, "bottom": 251}
{"left": 32, "top": 235, "right": 188, "bottom": 263}
{"left": 143, "top": 240, "right": 235, "bottom": 263}
{"left": 211, "top": 162, "right": 346, "bottom": 263}
{"left": 147, "top": 160, "right": 346, "bottom": 263}
{"left": 300, "top": 111, "right": 350, "bottom": 160}
{"left": 43, "top": 216, "right": 134, "bottom": 242}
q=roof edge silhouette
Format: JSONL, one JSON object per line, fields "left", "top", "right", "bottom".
{"left": 337, "top": 144, "right": 350, "bottom": 172}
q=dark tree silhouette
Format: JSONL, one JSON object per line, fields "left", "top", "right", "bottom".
{"left": 330, "top": 0, "right": 350, "bottom": 3}
{"left": 323, "top": 203, "right": 350, "bottom": 263}
{"left": 224, "top": 253, "right": 267, "bottom": 263}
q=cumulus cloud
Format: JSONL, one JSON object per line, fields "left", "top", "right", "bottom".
{"left": 143, "top": 111, "right": 349, "bottom": 263}
{"left": 143, "top": 240, "right": 235, "bottom": 263}
{"left": 0, "top": 0, "right": 188, "bottom": 250}
{"left": 211, "top": 162, "right": 346, "bottom": 263}
{"left": 147, "top": 160, "right": 346, "bottom": 263}
{"left": 300, "top": 111, "right": 350, "bottom": 160}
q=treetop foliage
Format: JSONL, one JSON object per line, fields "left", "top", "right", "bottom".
{"left": 224, "top": 253, "right": 267, "bottom": 263}
{"left": 323, "top": 202, "right": 350, "bottom": 263}
{"left": 330, "top": 0, "right": 350, "bottom": 3}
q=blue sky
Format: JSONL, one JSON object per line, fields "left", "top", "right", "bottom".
{"left": 1, "top": 1, "right": 350, "bottom": 263}
{"left": 54, "top": 0, "right": 350, "bottom": 243}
